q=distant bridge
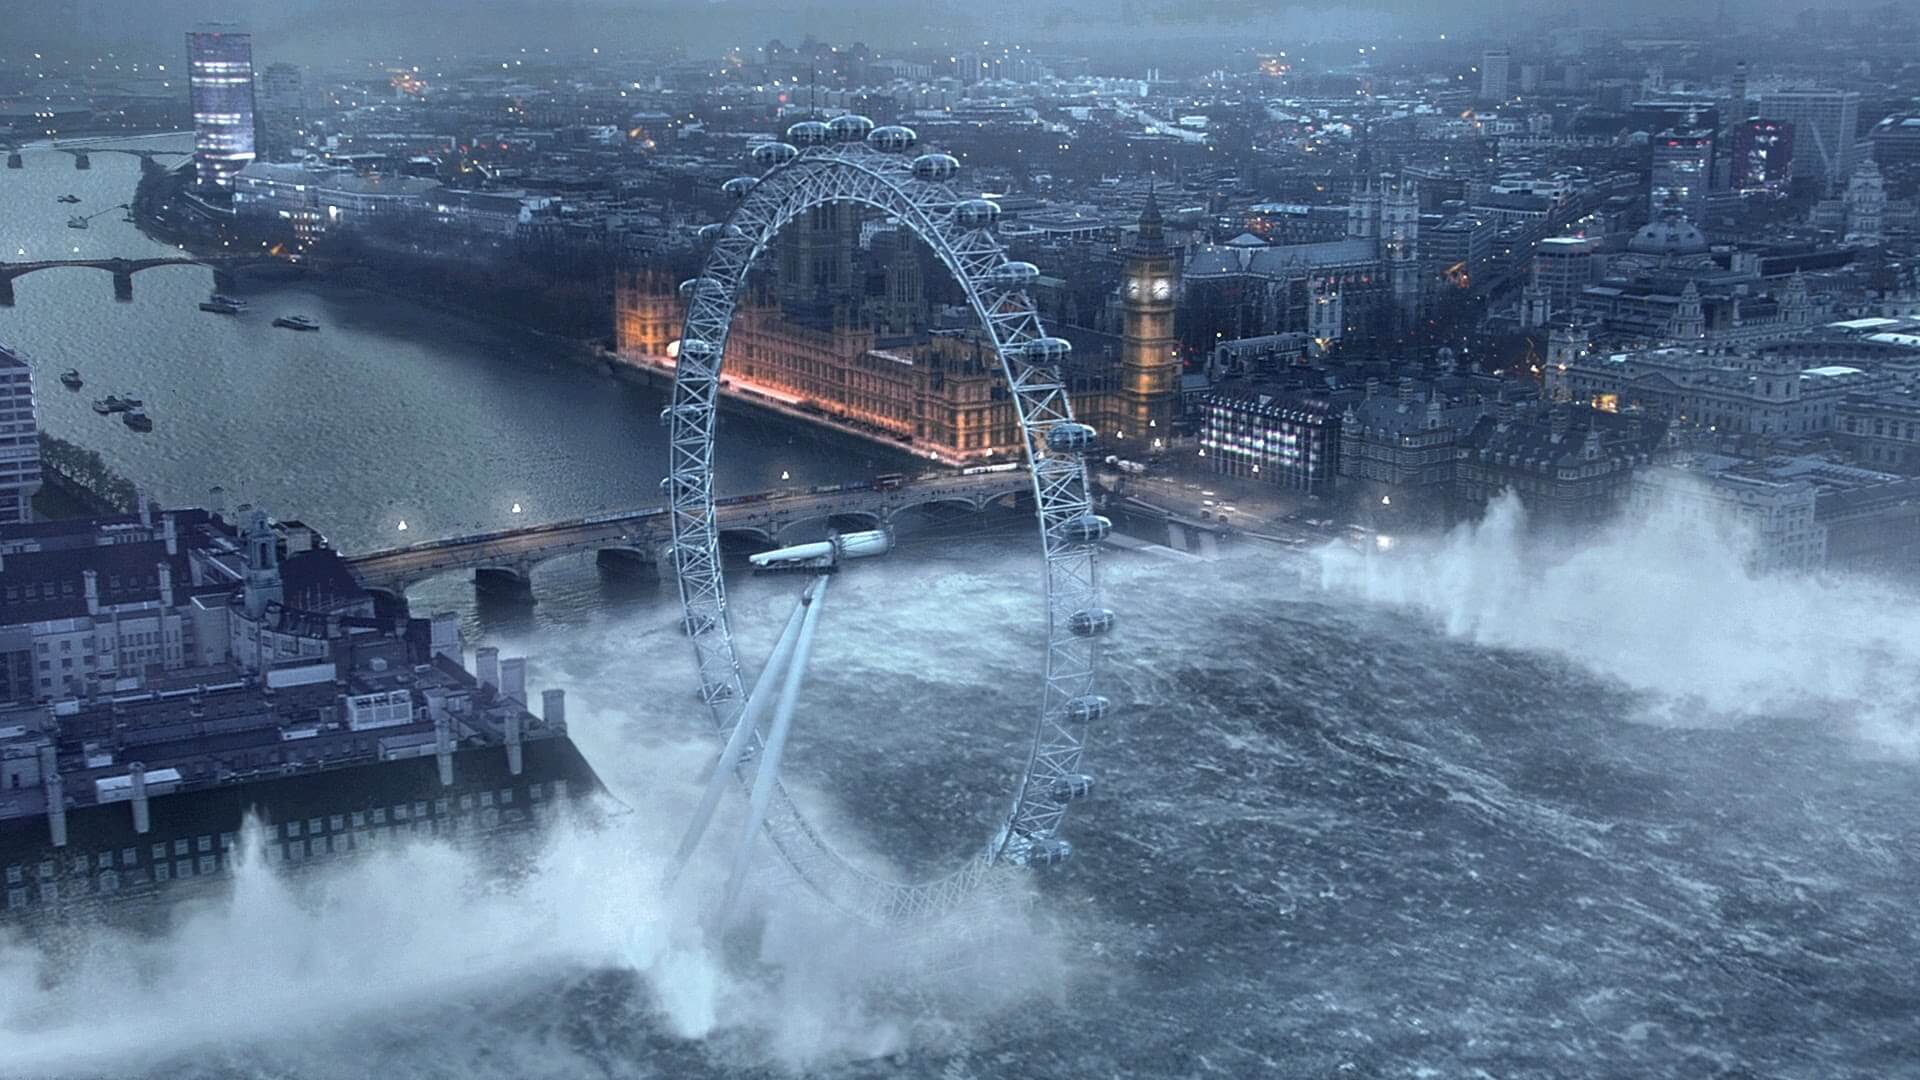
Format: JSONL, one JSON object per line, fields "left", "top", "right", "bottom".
{"left": 3, "top": 142, "right": 191, "bottom": 170}
{"left": 0, "top": 255, "right": 282, "bottom": 305}
{"left": 344, "top": 471, "right": 1033, "bottom": 598}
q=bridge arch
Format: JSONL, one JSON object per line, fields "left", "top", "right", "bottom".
{"left": 0, "top": 256, "right": 277, "bottom": 306}
{"left": 664, "top": 125, "right": 1108, "bottom": 922}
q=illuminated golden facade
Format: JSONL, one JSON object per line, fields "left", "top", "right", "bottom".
{"left": 614, "top": 272, "right": 1112, "bottom": 463}
{"left": 1116, "top": 190, "right": 1183, "bottom": 444}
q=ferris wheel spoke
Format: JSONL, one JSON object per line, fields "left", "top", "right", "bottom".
{"left": 668, "top": 123, "right": 1111, "bottom": 922}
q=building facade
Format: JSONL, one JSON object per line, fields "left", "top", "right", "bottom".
{"left": 1729, "top": 118, "right": 1794, "bottom": 194}
{"left": 186, "top": 28, "right": 257, "bottom": 190}
{"left": 255, "top": 62, "right": 305, "bottom": 163}
{"left": 1651, "top": 128, "right": 1714, "bottom": 227}
{"left": 1754, "top": 89, "right": 1860, "bottom": 191}
{"left": 1198, "top": 392, "right": 1336, "bottom": 492}
{"left": 1632, "top": 464, "right": 1826, "bottom": 573}
{"left": 0, "top": 346, "right": 40, "bottom": 525}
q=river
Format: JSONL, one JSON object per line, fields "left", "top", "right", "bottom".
{"left": 1, "top": 139, "right": 1917, "bottom": 1080}
{"left": 0, "top": 135, "right": 914, "bottom": 634}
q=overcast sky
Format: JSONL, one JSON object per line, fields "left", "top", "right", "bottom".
{"left": 19, "top": 0, "right": 1863, "bottom": 65}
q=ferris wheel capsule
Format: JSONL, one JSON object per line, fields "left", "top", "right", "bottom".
{"left": 866, "top": 125, "right": 918, "bottom": 152}
{"left": 827, "top": 114, "right": 875, "bottom": 143}
{"left": 721, "top": 176, "right": 757, "bottom": 199}
{"left": 1019, "top": 336, "right": 1073, "bottom": 364}
{"left": 787, "top": 120, "right": 831, "bottom": 147}
{"left": 985, "top": 260, "right": 1040, "bottom": 289}
{"left": 1067, "top": 607, "right": 1115, "bottom": 636}
{"left": 1049, "top": 774, "right": 1095, "bottom": 802}
{"left": 911, "top": 153, "right": 959, "bottom": 181}
{"left": 678, "top": 338, "right": 718, "bottom": 366}
{"left": 698, "top": 222, "right": 742, "bottom": 244}
{"left": 1024, "top": 837, "right": 1073, "bottom": 866}
{"left": 679, "top": 276, "right": 727, "bottom": 302}
{"left": 752, "top": 141, "right": 799, "bottom": 167}
{"left": 1046, "top": 422, "right": 1098, "bottom": 454}
{"left": 1060, "top": 694, "right": 1110, "bottom": 724}
{"left": 953, "top": 198, "right": 1001, "bottom": 230}
{"left": 1059, "top": 513, "right": 1111, "bottom": 544}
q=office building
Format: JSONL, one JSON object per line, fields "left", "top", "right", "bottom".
{"left": 1868, "top": 115, "right": 1920, "bottom": 172}
{"left": 255, "top": 62, "right": 305, "bottom": 162}
{"left": 187, "top": 27, "right": 258, "bottom": 189}
{"left": 1651, "top": 128, "right": 1714, "bottom": 226}
{"left": 0, "top": 346, "right": 40, "bottom": 525}
{"left": 1198, "top": 392, "right": 1337, "bottom": 493}
{"left": 1755, "top": 89, "right": 1860, "bottom": 191}
{"left": 1729, "top": 118, "right": 1795, "bottom": 193}
{"left": 1480, "top": 48, "right": 1510, "bottom": 104}
{"left": 1531, "top": 237, "right": 1597, "bottom": 316}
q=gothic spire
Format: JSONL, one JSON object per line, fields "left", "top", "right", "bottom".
{"left": 1135, "top": 181, "right": 1165, "bottom": 253}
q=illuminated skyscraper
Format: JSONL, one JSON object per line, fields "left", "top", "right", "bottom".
{"left": 1651, "top": 128, "right": 1714, "bottom": 226}
{"left": 1730, "top": 118, "right": 1794, "bottom": 193}
{"left": 187, "top": 27, "right": 258, "bottom": 189}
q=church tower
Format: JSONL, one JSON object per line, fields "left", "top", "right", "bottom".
{"left": 242, "top": 510, "right": 283, "bottom": 619}
{"left": 1382, "top": 178, "right": 1421, "bottom": 332}
{"left": 1117, "top": 188, "right": 1181, "bottom": 445}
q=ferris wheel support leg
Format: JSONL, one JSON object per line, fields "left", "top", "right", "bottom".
{"left": 661, "top": 581, "right": 816, "bottom": 892}
{"left": 721, "top": 574, "right": 831, "bottom": 923}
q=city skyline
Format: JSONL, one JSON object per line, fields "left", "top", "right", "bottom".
{"left": 2, "top": 5, "right": 1919, "bottom": 1078}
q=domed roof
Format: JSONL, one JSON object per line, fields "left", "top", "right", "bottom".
{"left": 1628, "top": 209, "right": 1709, "bottom": 257}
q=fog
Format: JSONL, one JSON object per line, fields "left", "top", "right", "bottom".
{"left": 13, "top": 0, "right": 1880, "bottom": 66}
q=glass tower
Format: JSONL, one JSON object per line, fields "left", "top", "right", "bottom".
{"left": 188, "top": 28, "right": 258, "bottom": 190}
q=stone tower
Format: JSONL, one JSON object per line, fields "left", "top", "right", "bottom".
{"left": 1383, "top": 179, "right": 1421, "bottom": 332}
{"left": 1117, "top": 188, "right": 1181, "bottom": 444}
{"left": 1347, "top": 179, "right": 1381, "bottom": 240}
{"left": 1844, "top": 159, "right": 1886, "bottom": 247}
{"left": 242, "top": 510, "right": 283, "bottom": 619}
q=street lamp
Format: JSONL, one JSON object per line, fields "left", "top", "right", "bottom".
{"left": 397, "top": 520, "right": 408, "bottom": 532}
{"left": 511, "top": 502, "right": 523, "bottom": 514}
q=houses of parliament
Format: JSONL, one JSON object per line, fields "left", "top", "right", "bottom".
{"left": 615, "top": 200, "right": 1183, "bottom": 463}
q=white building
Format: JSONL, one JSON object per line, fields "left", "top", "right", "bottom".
{"left": 0, "top": 345, "right": 40, "bottom": 525}
{"left": 232, "top": 162, "right": 441, "bottom": 239}
{"left": 1633, "top": 462, "right": 1826, "bottom": 573}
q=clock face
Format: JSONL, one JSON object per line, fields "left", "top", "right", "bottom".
{"left": 1152, "top": 278, "right": 1172, "bottom": 301}
{"left": 1124, "top": 277, "right": 1141, "bottom": 299}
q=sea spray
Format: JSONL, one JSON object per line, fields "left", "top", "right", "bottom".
{"left": 1314, "top": 491, "right": 1920, "bottom": 749}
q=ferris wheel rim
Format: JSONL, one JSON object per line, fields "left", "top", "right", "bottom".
{"left": 664, "top": 135, "right": 1108, "bottom": 923}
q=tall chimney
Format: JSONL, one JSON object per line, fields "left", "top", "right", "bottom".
{"left": 156, "top": 562, "right": 174, "bottom": 608}
{"left": 130, "top": 762, "right": 151, "bottom": 834}
{"left": 500, "top": 657, "right": 526, "bottom": 704}
{"left": 505, "top": 711, "right": 524, "bottom": 776}
{"left": 542, "top": 688, "right": 567, "bottom": 733}
{"left": 83, "top": 569, "right": 100, "bottom": 616}
{"left": 476, "top": 646, "right": 500, "bottom": 692}
{"left": 138, "top": 491, "right": 152, "bottom": 529}
{"left": 162, "top": 513, "right": 178, "bottom": 556}
{"left": 41, "top": 745, "right": 66, "bottom": 849}
{"left": 434, "top": 711, "right": 454, "bottom": 787}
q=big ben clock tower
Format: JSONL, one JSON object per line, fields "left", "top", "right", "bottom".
{"left": 1118, "top": 188, "right": 1180, "bottom": 445}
